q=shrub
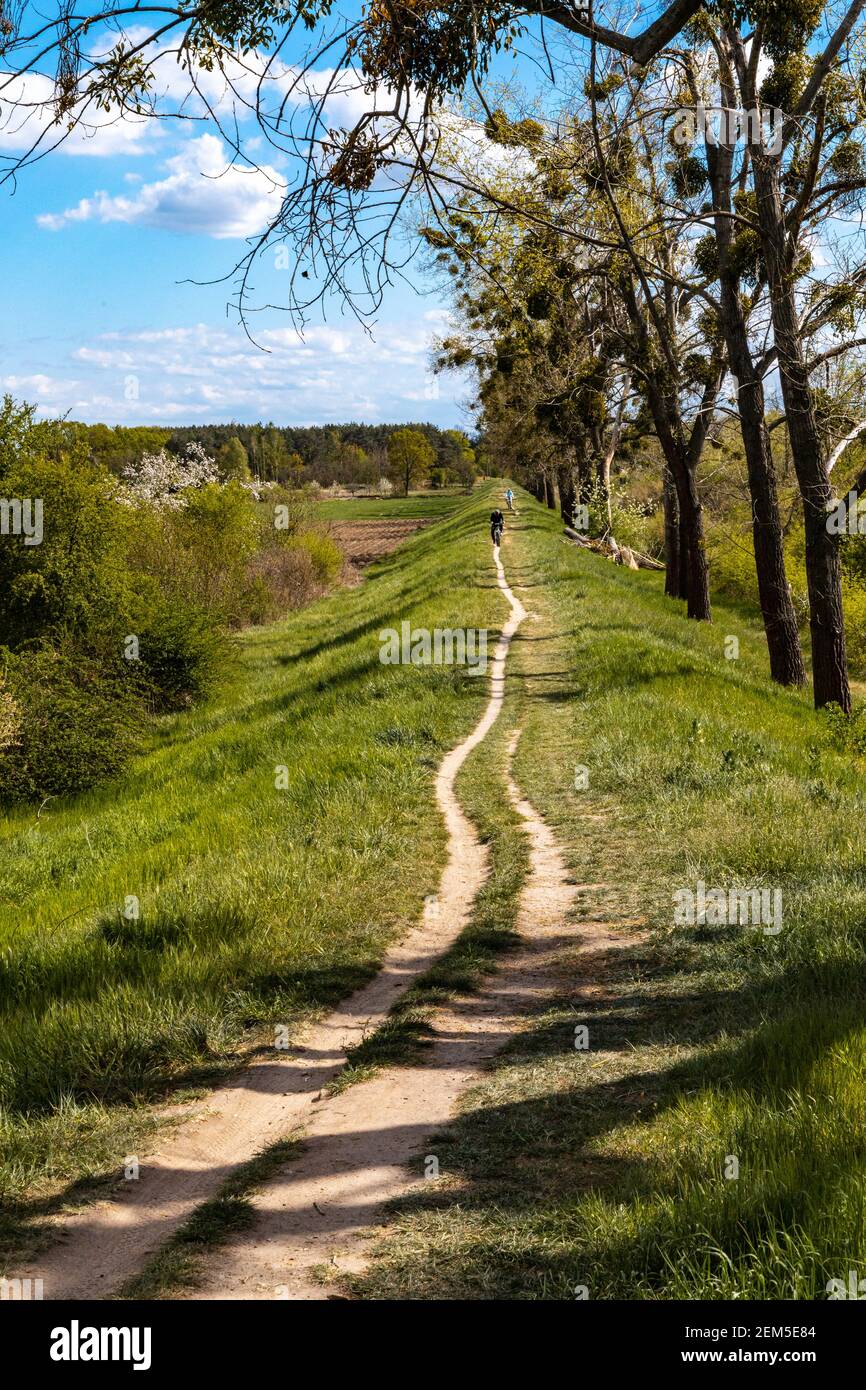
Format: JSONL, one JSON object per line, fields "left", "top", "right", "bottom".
{"left": 132, "top": 595, "right": 227, "bottom": 712}
{"left": 121, "top": 442, "right": 219, "bottom": 507}
{"left": 0, "top": 676, "right": 21, "bottom": 751}
{"left": 286, "top": 530, "right": 343, "bottom": 584}
{"left": 244, "top": 546, "right": 319, "bottom": 621}
{"left": 126, "top": 482, "right": 260, "bottom": 626}
{"left": 0, "top": 437, "right": 132, "bottom": 650}
{"left": 0, "top": 644, "right": 142, "bottom": 804}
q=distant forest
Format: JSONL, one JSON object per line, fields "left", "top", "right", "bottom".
{"left": 73, "top": 421, "right": 476, "bottom": 488}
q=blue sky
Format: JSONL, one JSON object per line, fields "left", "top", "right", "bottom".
{"left": 0, "top": 9, "right": 500, "bottom": 429}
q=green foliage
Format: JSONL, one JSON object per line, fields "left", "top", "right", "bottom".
{"left": 0, "top": 643, "right": 141, "bottom": 803}
{"left": 132, "top": 596, "right": 228, "bottom": 712}
{"left": 352, "top": 2, "right": 524, "bottom": 99}
{"left": 285, "top": 529, "right": 343, "bottom": 584}
{"left": 0, "top": 431, "right": 132, "bottom": 651}
{"left": 694, "top": 232, "right": 720, "bottom": 283}
{"left": 73, "top": 423, "right": 172, "bottom": 475}
{"left": 387, "top": 427, "right": 436, "bottom": 495}
{"left": 759, "top": 52, "right": 810, "bottom": 110}
{"left": 668, "top": 154, "right": 708, "bottom": 199}
{"left": 730, "top": 0, "right": 824, "bottom": 61}
{"left": 129, "top": 482, "right": 260, "bottom": 627}
{"left": 829, "top": 137, "right": 864, "bottom": 181}
{"left": 217, "top": 436, "right": 251, "bottom": 482}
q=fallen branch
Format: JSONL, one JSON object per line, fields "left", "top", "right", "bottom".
{"left": 563, "top": 527, "right": 664, "bottom": 571}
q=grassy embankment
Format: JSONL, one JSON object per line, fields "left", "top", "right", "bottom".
{"left": 0, "top": 485, "right": 507, "bottom": 1266}
{"left": 354, "top": 486, "right": 866, "bottom": 1300}
{"left": 314, "top": 492, "right": 467, "bottom": 522}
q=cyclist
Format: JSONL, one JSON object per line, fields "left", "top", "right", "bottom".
{"left": 490, "top": 507, "right": 505, "bottom": 545}
{"left": 505, "top": 487, "right": 515, "bottom": 511}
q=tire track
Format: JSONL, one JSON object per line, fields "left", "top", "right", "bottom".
{"left": 18, "top": 542, "right": 525, "bottom": 1300}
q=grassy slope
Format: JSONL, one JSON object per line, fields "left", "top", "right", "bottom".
{"left": 315, "top": 493, "right": 466, "bottom": 521}
{"left": 355, "top": 487, "right": 866, "bottom": 1301}
{"left": 0, "top": 485, "right": 507, "bottom": 1262}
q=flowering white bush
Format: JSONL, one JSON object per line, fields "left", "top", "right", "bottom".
{"left": 377, "top": 476, "right": 394, "bottom": 497}
{"left": 239, "top": 478, "right": 275, "bottom": 501}
{"left": 122, "top": 442, "right": 219, "bottom": 508}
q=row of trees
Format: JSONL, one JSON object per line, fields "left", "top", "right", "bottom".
{"left": 78, "top": 421, "right": 476, "bottom": 491}
{"left": 5, "top": 1, "right": 866, "bottom": 706}
{"left": 415, "top": 6, "right": 866, "bottom": 710}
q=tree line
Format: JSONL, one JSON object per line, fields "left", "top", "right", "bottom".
{"left": 74, "top": 421, "right": 476, "bottom": 490}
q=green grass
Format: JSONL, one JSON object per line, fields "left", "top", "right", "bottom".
{"left": 113, "top": 697, "right": 533, "bottom": 1300}
{"left": 329, "top": 689, "right": 531, "bottom": 1094}
{"left": 0, "top": 484, "right": 508, "bottom": 1266}
{"left": 314, "top": 492, "right": 468, "bottom": 521}
{"left": 352, "top": 485, "right": 866, "bottom": 1301}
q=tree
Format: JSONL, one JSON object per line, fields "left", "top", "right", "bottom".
{"left": 259, "top": 428, "right": 291, "bottom": 483}
{"left": 387, "top": 428, "right": 435, "bottom": 496}
{"left": 439, "top": 429, "right": 476, "bottom": 487}
{"left": 217, "top": 436, "right": 251, "bottom": 482}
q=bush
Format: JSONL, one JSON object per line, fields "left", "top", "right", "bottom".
{"left": 244, "top": 546, "right": 319, "bottom": 622}
{"left": 287, "top": 530, "right": 343, "bottom": 584}
{"left": 0, "top": 426, "right": 132, "bottom": 650}
{"left": 0, "top": 644, "right": 142, "bottom": 803}
{"left": 0, "top": 676, "right": 20, "bottom": 751}
{"left": 127, "top": 482, "right": 260, "bottom": 627}
{"left": 132, "top": 595, "right": 227, "bottom": 712}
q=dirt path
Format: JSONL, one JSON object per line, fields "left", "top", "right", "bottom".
{"left": 188, "top": 725, "right": 628, "bottom": 1300}
{"left": 19, "top": 544, "right": 525, "bottom": 1301}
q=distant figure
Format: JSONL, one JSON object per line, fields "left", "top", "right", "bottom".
{"left": 490, "top": 508, "right": 504, "bottom": 545}
{"left": 505, "top": 488, "right": 514, "bottom": 511}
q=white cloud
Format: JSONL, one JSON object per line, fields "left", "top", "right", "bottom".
{"left": 37, "top": 134, "right": 285, "bottom": 238}
{"left": 0, "top": 71, "right": 159, "bottom": 158}
{"left": 45, "top": 316, "right": 462, "bottom": 424}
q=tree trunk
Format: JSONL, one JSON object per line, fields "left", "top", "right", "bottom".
{"left": 751, "top": 150, "right": 850, "bottom": 709}
{"left": 557, "top": 463, "right": 576, "bottom": 527}
{"left": 663, "top": 467, "right": 681, "bottom": 598}
{"left": 715, "top": 247, "right": 806, "bottom": 686}
{"left": 677, "top": 508, "right": 690, "bottom": 602}
{"left": 545, "top": 471, "right": 557, "bottom": 509}
{"left": 674, "top": 465, "right": 710, "bottom": 619}
{"left": 646, "top": 380, "right": 710, "bottom": 618}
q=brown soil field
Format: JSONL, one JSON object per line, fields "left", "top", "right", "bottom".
{"left": 330, "top": 518, "right": 435, "bottom": 566}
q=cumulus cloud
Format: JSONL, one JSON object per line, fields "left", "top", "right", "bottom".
{"left": 37, "top": 134, "right": 286, "bottom": 238}
{"left": 0, "top": 71, "right": 159, "bottom": 158}
{"left": 52, "top": 317, "right": 459, "bottom": 424}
